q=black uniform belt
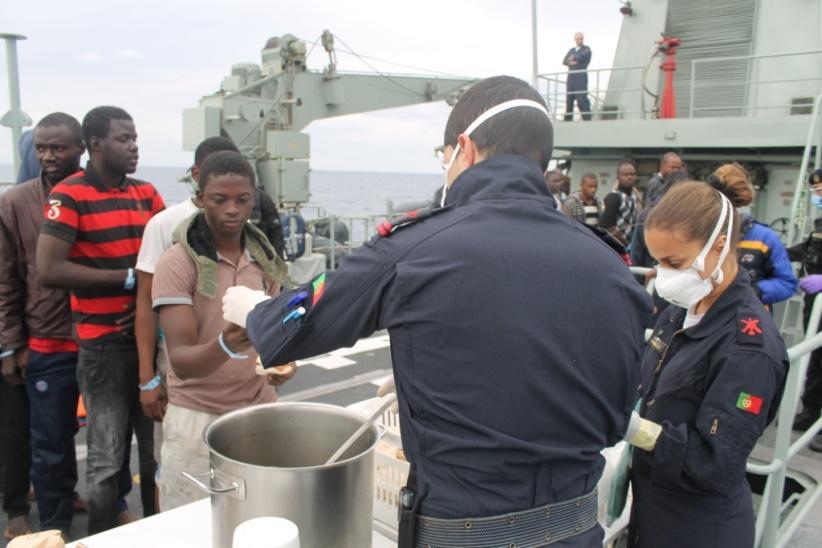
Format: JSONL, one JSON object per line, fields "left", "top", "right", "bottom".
{"left": 414, "top": 488, "right": 598, "bottom": 548}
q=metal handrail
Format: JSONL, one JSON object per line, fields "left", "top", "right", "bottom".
{"left": 745, "top": 292, "right": 822, "bottom": 547}
{"left": 689, "top": 49, "right": 822, "bottom": 119}
{"left": 786, "top": 94, "right": 822, "bottom": 246}
{"left": 540, "top": 49, "right": 821, "bottom": 121}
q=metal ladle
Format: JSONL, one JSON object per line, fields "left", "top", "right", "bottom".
{"left": 325, "top": 393, "right": 397, "bottom": 465}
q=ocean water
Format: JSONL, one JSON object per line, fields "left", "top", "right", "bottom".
{"left": 0, "top": 165, "right": 441, "bottom": 219}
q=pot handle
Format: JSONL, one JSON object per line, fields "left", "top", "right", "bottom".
{"left": 182, "top": 470, "right": 246, "bottom": 500}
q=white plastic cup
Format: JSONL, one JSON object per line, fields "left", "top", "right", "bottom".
{"left": 232, "top": 517, "right": 301, "bottom": 548}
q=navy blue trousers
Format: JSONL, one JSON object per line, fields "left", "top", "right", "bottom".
{"left": 25, "top": 350, "right": 79, "bottom": 533}
{"left": 628, "top": 471, "right": 754, "bottom": 548}
{"left": 565, "top": 75, "right": 591, "bottom": 121}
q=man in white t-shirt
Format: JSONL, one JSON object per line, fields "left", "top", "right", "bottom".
{"left": 133, "top": 137, "right": 242, "bottom": 509}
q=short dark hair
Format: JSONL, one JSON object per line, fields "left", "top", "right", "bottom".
{"left": 36, "top": 112, "right": 83, "bottom": 146}
{"left": 444, "top": 75, "right": 553, "bottom": 171}
{"left": 581, "top": 172, "right": 598, "bottom": 183}
{"left": 198, "top": 150, "right": 256, "bottom": 191}
{"left": 660, "top": 151, "right": 681, "bottom": 166}
{"left": 82, "top": 106, "right": 132, "bottom": 146}
{"left": 617, "top": 159, "right": 636, "bottom": 172}
{"left": 194, "top": 136, "right": 240, "bottom": 167}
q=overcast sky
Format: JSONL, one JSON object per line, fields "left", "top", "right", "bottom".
{"left": 0, "top": 0, "right": 624, "bottom": 173}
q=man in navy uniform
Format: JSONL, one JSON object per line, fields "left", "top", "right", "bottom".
{"left": 223, "top": 75, "right": 650, "bottom": 548}
{"left": 563, "top": 32, "right": 592, "bottom": 121}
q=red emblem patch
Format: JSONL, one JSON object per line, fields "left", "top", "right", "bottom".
{"left": 741, "top": 317, "right": 763, "bottom": 337}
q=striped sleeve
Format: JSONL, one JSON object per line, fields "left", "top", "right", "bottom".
{"left": 41, "top": 183, "right": 80, "bottom": 244}
{"left": 150, "top": 186, "right": 166, "bottom": 216}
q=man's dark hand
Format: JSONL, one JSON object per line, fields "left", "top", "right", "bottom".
{"left": 116, "top": 303, "right": 137, "bottom": 336}
{"left": 140, "top": 382, "right": 167, "bottom": 422}
{"left": 222, "top": 323, "right": 252, "bottom": 354}
{"left": 1, "top": 348, "right": 27, "bottom": 386}
{"left": 264, "top": 362, "right": 297, "bottom": 387}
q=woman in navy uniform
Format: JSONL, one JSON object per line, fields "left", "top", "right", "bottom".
{"left": 625, "top": 181, "right": 788, "bottom": 547}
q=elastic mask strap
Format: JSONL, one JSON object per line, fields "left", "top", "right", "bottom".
{"left": 693, "top": 192, "right": 729, "bottom": 272}
{"left": 711, "top": 194, "right": 734, "bottom": 284}
{"left": 439, "top": 99, "right": 551, "bottom": 207}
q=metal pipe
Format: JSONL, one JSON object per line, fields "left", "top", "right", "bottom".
{"left": 691, "top": 49, "right": 822, "bottom": 64}
{"left": 1, "top": 34, "right": 28, "bottom": 176}
{"left": 757, "top": 294, "right": 822, "bottom": 546}
{"left": 689, "top": 59, "right": 697, "bottom": 118}
{"left": 329, "top": 215, "right": 336, "bottom": 270}
{"left": 530, "top": 0, "right": 538, "bottom": 90}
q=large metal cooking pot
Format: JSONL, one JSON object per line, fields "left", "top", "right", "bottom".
{"left": 184, "top": 402, "right": 380, "bottom": 548}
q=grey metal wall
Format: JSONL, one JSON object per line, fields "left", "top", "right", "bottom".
{"left": 663, "top": 0, "right": 757, "bottom": 117}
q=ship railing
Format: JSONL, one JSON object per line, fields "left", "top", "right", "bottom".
{"left": 690, "top": 50, "right": 822, "bottom": 119}
{"left": 300, "top": 206, "right": 390, "bottom": 270}
{"left": 539, "top": 65, "right": 646, "bottom": 121}
{"left": 748, "top": 292, "right": 822, "bottom": 548}
{"left": 539, "top": 49, "right": 822, "bottom": 122}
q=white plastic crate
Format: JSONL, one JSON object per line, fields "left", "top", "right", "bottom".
{"left": 373, "top": 446, "right": 410, "bottom": 527}
{"left": 348, "top": 397, "right": 407, "bottom": 529}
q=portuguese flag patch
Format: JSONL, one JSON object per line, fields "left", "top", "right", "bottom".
{"left": 312, "top": 273, "right": 326, "bottom": 305}
{"left": 736, "top": 392, "right": 763, "bottom": 415}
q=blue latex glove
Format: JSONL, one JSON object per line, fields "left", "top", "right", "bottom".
{"left": 800, "top": 275, "right": 822, "bottom": 294}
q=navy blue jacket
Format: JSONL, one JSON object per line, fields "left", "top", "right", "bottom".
{"left": 630, "top": 269, "right": 787, "bottom": 547}
{"left": 247, "top": 155, "right": 651, "bottom": 519}
{"left": 563, "top": 45, "right": 591, "bottom": 87}
{"left": 737, "top": 215, "right": 797, "bottom": 305}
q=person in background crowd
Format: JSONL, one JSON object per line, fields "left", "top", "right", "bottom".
{"left": 0, "top": 113, "right": 86, "bottom": 540}
{"left": 560, "top": 173, "right": 571, "bottom": 197}
{"left": 152, "top": 151, "right": 292, "bottom": 510}
{"left": 36, "top": 106, "right": 165, "bottom": 534}
{"left": 790, "top": 168, "right": 822, "bottom": 452}
{"left": 544, "top": 169, "right": 567, "bottom": 207}
{"left": 563, "top": 172, "right": 602, "bottom": 226}
{"left": 15, "top": 130, "right": 41, "bottom": 184}
{"left": 600, "top": 159, "right": 640, "bottom": 246}
{"left": 627, "top": 181, "right": 787, "bottom": 547}
{"left": 709, "top": 163, "right": 797, "bottom": 310}
{"left": 562, "top": 32, "right": 592, "bottom": 121}
{"left": 643, "top": 152, "right": 683, "bottom": 205}
{"left": 631, "top": 170, "right": 689, "bottom": 269}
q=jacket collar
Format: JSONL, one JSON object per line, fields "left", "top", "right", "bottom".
{"left": 679, "top": 269, "right": 753, "bottom": 339}
{"left": 172, "top": 211, "right": 287, "bottom": 299}
{"left": 444, "top": 155, "right": 556, "bottom": 209}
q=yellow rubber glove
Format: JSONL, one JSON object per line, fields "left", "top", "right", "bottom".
{"left": 625, "top": 411, "right": 662, "bottom": 451}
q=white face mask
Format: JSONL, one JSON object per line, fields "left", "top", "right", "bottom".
{"left": 654, "top": 193, "right": 733, "bottom": 310}
{"left": 439, "top": 98, "right": 551, "bottom": 207}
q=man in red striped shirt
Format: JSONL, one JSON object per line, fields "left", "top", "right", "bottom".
{"left": 37, "top": 106, "right": 165, "bottom": 535}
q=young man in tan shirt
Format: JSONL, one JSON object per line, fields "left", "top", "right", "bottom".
{"left": 151, "top": 151, "right": 293, "bottom": 510}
